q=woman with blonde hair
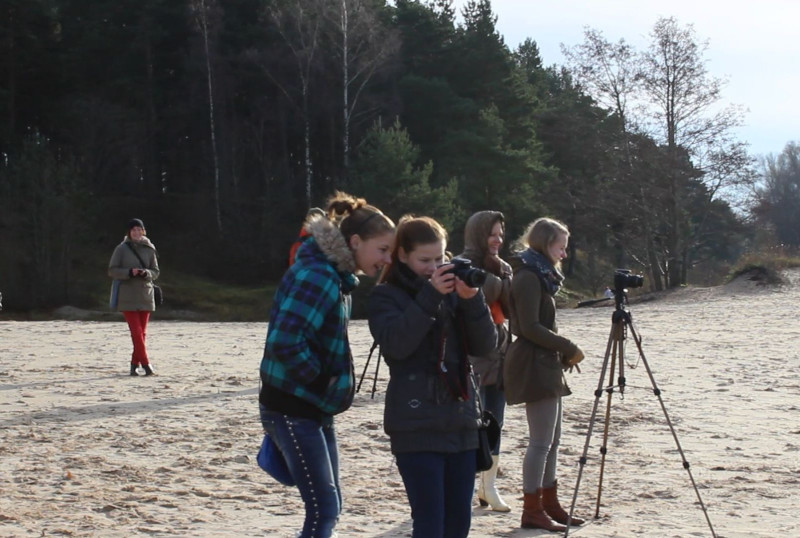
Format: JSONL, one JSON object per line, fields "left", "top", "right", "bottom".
{"left": 259, "top": 192, "right": 395, "bottom": 538}
{"left": 504, "top": 217, "right": 586, "bottom": 532}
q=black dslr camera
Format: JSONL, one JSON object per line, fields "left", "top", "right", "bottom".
{"left": 614, "top": 269, "right": 644, "bottom": 292}
{"left": 446, "top": 258, "right": 488, "bottom": 288}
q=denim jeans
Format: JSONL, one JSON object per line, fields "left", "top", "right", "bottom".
{"left": 479, "top": 384, "right": 506, "bottom": 454}
{"left": 259, "top": 405, "right": 340, "bottom": 538}
{"left": 395, "top": 450, "right": 476, "bottom": 538}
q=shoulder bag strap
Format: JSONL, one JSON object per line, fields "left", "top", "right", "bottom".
{"left": 125, "top": 242, "right": 147, "bottom": 269}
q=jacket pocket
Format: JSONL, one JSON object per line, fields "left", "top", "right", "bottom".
{"left": 318, "top": 361, "right": 355, "bottom": 415}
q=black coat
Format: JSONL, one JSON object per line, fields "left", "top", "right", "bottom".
{"left": 368, "top": 264, "right": 497, "bottom": 454}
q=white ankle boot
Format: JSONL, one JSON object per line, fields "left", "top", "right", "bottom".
{"left": 478, "top": 454, "right": 510, "bottom": 512}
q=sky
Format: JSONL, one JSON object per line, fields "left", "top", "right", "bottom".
{"left": 451, "top": 0, "right": 800, "bottom": 158}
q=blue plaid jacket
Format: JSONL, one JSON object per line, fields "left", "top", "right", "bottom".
{"left": 260, "top": 235, "right": 358, "bottom": 416}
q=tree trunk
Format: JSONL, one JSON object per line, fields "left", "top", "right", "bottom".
{"left": 4, "top": 6, "right": 15, "bottom": 142}
{"left": 143, "top": 26, "right": 161, "bottom": 196}
{"left": 341, "top": 0, "right": 350, "bottom": 179}
{"left": 198, "top": 0, "right": 223, "bottom": 233}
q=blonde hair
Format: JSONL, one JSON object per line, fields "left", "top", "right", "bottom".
{"left": 518, "top": 217, "right": 569, "bottom": 264}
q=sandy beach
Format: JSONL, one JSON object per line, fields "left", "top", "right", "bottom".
{"left": 1, "top": 270, "right": 798, "bottom": 537}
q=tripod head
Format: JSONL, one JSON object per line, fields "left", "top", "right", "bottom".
{"left": 612, "top": 268, "right": 644, "bottom": 314}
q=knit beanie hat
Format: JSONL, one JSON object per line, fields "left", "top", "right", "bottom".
{"left": 128, "top": 218, "right": 145, "bottom": 230}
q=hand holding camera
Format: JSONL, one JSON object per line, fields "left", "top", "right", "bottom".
{"left": 432, "top": 258, "right": 488, "bottom": 298}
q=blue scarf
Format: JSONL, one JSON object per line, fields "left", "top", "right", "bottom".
{"left": 519, "top": 248, "right": 564, "bottom": 295}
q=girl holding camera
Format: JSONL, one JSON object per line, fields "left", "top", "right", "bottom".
{"left": 107, "top": 218, "right": 160, "bottom": 376}
{"left": 368, "top": 215, "right": 496, "bottom": 538}
{"left": 504, "top": 217, "right": 586, "bottom": 531}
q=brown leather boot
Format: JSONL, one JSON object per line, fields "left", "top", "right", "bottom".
{"left": 542, "top": 480, "right": 585, "bottom": 526}
{"left": 521, "top": 491, "right": 566, "bottom": 532}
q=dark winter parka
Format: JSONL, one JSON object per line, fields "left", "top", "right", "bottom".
{"left": 108, "top": 237, "right": 160, "bottom": 311}
{"left": 259, "top": 216, "right": 359, "bottom": 422}
{"left": 503, "top": 252, "right": 578, "bottom": 404}
{"left": 368, "top": 262, "right": 497, "bottom": 454}
{"left": 458, "top": 211, "right": 512, "bottom": 387}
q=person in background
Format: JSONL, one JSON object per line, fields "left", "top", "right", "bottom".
{"left": 368, "top": 215, "right": 497, "bottom": 538}
{"left": 504, "top": 217, "right": 586, "bottom": 532}
{"left": 289, "top": 207, "right": 327, "bottom": 266}
{"left": 108, "top": 218, "right": 160, "bottom": 376}
{"left": 457, "top": 210, "right": 512, "bottom": 512}
{"left": 259, "top": 192, "right": 395, "bottom": 538}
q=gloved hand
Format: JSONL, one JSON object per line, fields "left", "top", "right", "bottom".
{"left": 563, "top": 346, "right": 585, "bottom": 373}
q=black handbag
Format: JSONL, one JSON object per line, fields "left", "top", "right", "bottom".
{"left": 126, "top": 242, "right": 163, "bottom": 306}
{"left": 476, "top": 409, "right": 500, "bottom": 472}
{"left": 472, "top": 371, "right": 501, "bottom": 472}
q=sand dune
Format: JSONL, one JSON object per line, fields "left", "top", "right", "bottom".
{"left": 1, "top": 271, "right": 798, "bottom": 537}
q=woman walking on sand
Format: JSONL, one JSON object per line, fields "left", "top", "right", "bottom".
{"left": 368, "top": 215, "right": 497, "bottom": 538}
{"left": 504, "top": 217, "right": 586, "bottom": 532}
{"left": 108, "top": 218, "right": 160, "bottom": 376}
{"left": 259, "top": 192, "right": 395, "bottom": 538}
{"left": 457, "top": 210, "right": 512, "bottom": 512}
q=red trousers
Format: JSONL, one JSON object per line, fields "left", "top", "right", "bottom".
{"left": 123, "top": 311, "right": 151, "bottom": 366}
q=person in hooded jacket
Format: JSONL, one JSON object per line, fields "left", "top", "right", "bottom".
{"left": 108, "top": 218, "right": 160, "bottom": 376}
{"left": 259, "top": 192, "right": 395, "bottom": 538}
{"left": 368, "top": 215, "right": 497, "bottom": 538}
{"left": 457, "top": 210, "right": 512, "bottom": 512}
{"left": 504, "top": 217, "right": 586, "bottom": 532}
{"left": 289, "top": 207, "right": 326, "bottom": 266}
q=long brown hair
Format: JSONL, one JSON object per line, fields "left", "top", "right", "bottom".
{"left": 380, "top": 215, "right": 448, "bottom": 283}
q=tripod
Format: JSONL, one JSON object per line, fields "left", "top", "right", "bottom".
{"left": 563, "top": 292, "right": 717, "bottom": 537}
{"left": 356, "top": 340, "right": 382, "bottom": 399}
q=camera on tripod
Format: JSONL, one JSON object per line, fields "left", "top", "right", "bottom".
{"left": 613, "top": 268, "right": 644, "bottom": 293}
{"left": 445, "top": 257, "right": 487, "bottom": 287}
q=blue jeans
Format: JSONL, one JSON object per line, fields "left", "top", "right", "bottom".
{"left": 395, "top": 450, "right": 476, "bottom": 538}
{"left": 259, "top": 405, "right": 340, "bottom": 538}
{"left": 479, "top": 384, "right": 506, "bottom": 455}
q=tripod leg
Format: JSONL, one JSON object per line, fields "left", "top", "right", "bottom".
{"left": 369, "top": 348, "right": 382, "bottom": 399}
{"left": 595, "top": 326, "right": 621, "bottom": 518}
{"left": 357, "top": 341, "right": 378, "bottom": 393}
{"left": 564, "top": 320, "right": 620, "bottom": 537}
{"left": 626, "top": 321, "right": 718, "bottom": 538}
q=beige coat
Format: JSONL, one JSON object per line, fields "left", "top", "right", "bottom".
{"left": 108, "top": 237, "right": 160, "bottom": 312}
{"left": 503, "top": 260, "right": 577, "bottom": 404}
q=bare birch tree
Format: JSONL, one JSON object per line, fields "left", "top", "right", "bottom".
{"left": 563, "top": 29, "right": 667, "bottom": 289}
{"left": 328, "top": 0, "right": 398, "bottom": 178}
{"left": 191, "top": 0, "right": 223, "bottom": 233}
{"left": 639, "top": 16, "right": 750, "bottom": 286}
{"left": 266, "top": 0, "right": 328, "bottom": 207}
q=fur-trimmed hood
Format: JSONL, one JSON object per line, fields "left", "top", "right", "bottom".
{"left": 304, "top": 215, "right": 357, "bottom": 274}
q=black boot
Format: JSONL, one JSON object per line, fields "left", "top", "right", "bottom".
{"left": 142, "top": 364, "right": 155, "bottom": 376}
{"left": 130, "top": 364, "right": 139, "bottom": 376}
